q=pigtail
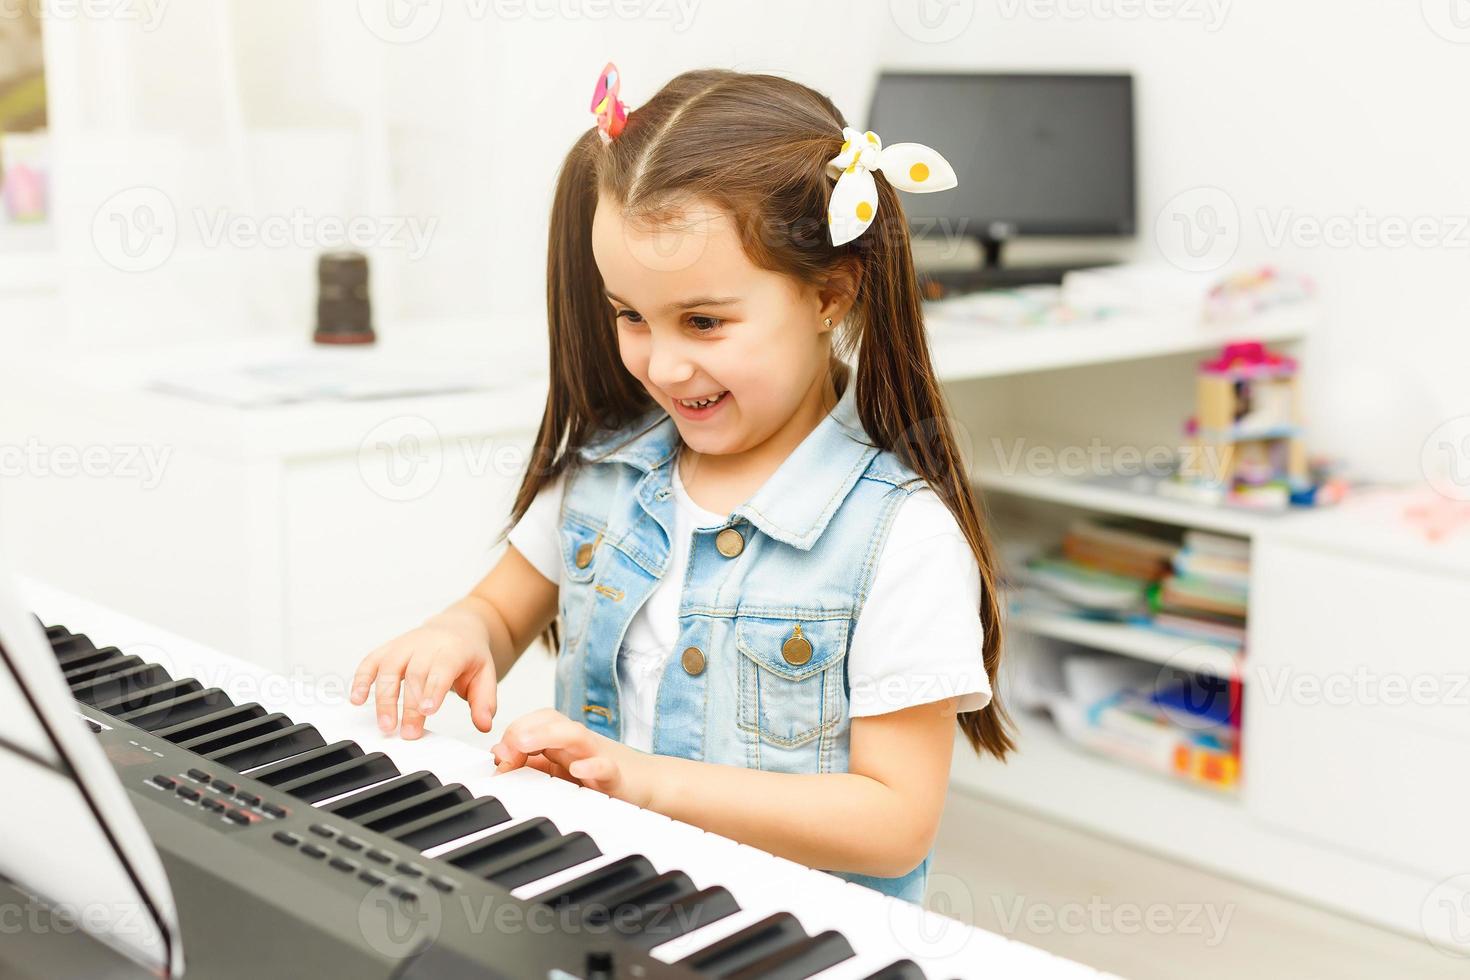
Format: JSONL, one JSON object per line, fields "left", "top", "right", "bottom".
{"left": 847, "top": 179, "right": 1016, "bottom": 761}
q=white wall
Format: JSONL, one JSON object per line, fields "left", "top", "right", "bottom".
{"left": 883, "top": 0, "right": 1470, "bottom": 479}
{"left": 25, "top": 0, "right": 886, "bottom": 361}
{"left": 13, "top": 0, "right": 1465, "bottom": 479}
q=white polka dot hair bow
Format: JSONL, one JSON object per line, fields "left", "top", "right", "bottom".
{"left": 825, "top": 126, "right": 958, "bottom": 247}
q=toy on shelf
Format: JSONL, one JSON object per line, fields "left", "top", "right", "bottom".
{"left": 1204, "top": 266, "right": 1314, "bottom": 321}
{"left": 1162, "top": 341, "right": 1331, "bottom": 511}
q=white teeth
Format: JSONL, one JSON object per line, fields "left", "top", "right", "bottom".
{"left": 678, "top": 392, "right": 725, "bottom": 408}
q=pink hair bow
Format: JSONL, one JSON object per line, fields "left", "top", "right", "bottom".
{"left": 590, "top": 62, "right": 628, "bottom": 144}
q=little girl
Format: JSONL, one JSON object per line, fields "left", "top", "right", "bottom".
{"left": 350, "top": 66, "right": 1011, "bottom": 904}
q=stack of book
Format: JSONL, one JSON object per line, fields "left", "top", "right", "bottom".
{"left": 1149, "top": 531, "right": 1250, "bottom": 646}
{"left": 1022, "top": 519, "right": 1180, "bottom": 618}
{"left": 1018, "top": 522, "right": 1252, "bottom": 654}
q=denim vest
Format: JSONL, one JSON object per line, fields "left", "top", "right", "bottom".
{"left": 552, "top": 379, "right": 932, "bottom": 903}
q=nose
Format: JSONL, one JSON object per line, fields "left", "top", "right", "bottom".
{"left": 645, "top": 333, "right": 696, "bottom": 391}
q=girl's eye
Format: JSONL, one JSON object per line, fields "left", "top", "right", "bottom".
{"left": 615, "top": 309, "right": 644, "bottom": 325}
{"left": 689, "top": 315, "right": 723, "bottom": 333}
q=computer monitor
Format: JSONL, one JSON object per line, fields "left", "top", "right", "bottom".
{"left": 866, "top": 72, "right": 1136, "bottom": 274}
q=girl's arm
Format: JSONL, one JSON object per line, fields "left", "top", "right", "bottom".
{"left": 491, "top": 698, "right": 959, "bottom": 877}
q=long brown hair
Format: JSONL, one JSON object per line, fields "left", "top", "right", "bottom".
{"left": 502, "top": 69, "right": 1013, "bottom": 760}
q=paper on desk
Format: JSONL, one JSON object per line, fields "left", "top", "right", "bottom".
{"left": 147, "top": 357, "right": 495, "bottom": 407}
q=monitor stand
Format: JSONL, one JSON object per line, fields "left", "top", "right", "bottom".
{"left": 917, "top": 235, "right": 1115, "bottom": 297}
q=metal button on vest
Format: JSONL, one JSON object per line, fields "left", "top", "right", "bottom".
{"left": 681, "top": 646, "right": 706, "bottom": 676}
{"left": 574, "top": 542, "right": 594, "bottom": 568}
{"left": 781, "top": 625, "right": 813, "bottom": 667}
{"left": 715, "top": 527, "right": 745, "bottom": 558}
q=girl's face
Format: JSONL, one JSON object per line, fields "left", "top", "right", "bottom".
{"left": 591, "top": 193, "right": 847, "bottom": 459}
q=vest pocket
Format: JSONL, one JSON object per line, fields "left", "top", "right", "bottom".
{"left": 735, "top": 614, "right": 849, "bottom": 748}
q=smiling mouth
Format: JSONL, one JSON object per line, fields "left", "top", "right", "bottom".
{"left": 675, "top": 391, "right": 727, "bottom": 408}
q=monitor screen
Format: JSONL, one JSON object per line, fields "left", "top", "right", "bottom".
{"left": 866, "top": 72, "right": 1136, "bottom": 239}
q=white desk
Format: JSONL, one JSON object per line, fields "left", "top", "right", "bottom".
{"left": 1, "top": 337, "right": 557, "bottom": 743}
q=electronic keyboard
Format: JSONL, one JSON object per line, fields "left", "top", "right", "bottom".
{"left": 21, "top": 581, "right": 1110, "bottom": 980}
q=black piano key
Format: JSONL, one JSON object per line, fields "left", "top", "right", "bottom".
{"left": 204, "top": 723, "right": 326, "bottom": 771}
{"left": 63, "top": 654, "right": 143, "bottom": 685}
{"left": 176, "top": 712, "right": 291, "bottom": 754}
{"left": 531, "top": 854, "right": 660, "bottom": 912}
{"left": 54, "top": 637, "right": 104, "bottom": 666}
{"left": 44, "top": 624, "right": 70, "bottom": 641}
{"left": 247, "top": 740, "right": 362, "bottom": 784}
{"left": 676, "top": 912, "right": 810, "bottom": 977}
{"left": 153, "top": 703, "right": 268, "bottom": 744}
{"left": 356, "top": 785, "right": 473, "bottom": 833}
{"left": 69, "top": 664, "right": 172, "bottom": 705}
{"left": 481, "top": 831, "right": 601, "bottom": 890}
{"left": 442, "top": 817, "right": 560, "bottom": 875}
{"left": 861, "top": 961, "right": 927, "bottom": 980}
{"left": 115, "top": 689, "right": 233, "bottom": 731}
{"left": 319, "top": 771, "right": 442, "bottom": 820}
{"left": 386, "top": 797, "right": 511, "bottom": 851}
{"left": 725, "top": 930, "right": 855, "bottom": 980}
{"left": 92, "top": 678, "right": 201, "bottom": 715}
{"left": 617, "top": 884, "right": 740, "bottom": 952}
{"left": 274, "top": 752, "right": 400, "bottom": 804}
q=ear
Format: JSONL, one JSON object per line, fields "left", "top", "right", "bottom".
{"left": 816, "top": 258, "right": 862, "bottom": 332}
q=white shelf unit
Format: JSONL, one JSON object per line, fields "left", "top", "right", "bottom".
{"left": 1006, "top": 607, "right": 1241, "bottom": 680}
{"left": 972, "top": 464, "right": 1290, "bottom": 539}
{"left": 933, "top": 298, "right": 1371, "bottom": 919}
{"left": 927, "top": 299, "right": 1316, "bottom": 381}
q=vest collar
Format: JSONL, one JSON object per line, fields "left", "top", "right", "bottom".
{"left": 576, "top": 376, "right": 878, "bottom": 551}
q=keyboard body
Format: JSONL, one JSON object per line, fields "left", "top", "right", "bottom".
{"left": 14, "top": 578, "right": 1112, "bottom": 980}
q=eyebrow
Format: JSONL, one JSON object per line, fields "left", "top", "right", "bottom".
{"left": 604, "top": 290, "right": 741, "bottom": 313}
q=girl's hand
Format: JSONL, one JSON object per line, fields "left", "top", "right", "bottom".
{"left": 349, "top": 607, "right": 499, "bottom": 739}
{"left": 490, "top": 708, "right": 656, "bottom": 808}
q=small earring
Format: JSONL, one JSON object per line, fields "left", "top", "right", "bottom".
{"left": 823, "top": 317, "right": 833, "bottom": 328}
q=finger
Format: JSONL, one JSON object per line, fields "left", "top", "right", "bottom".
{"left": 505, "top": 712, "right": 588, "bottom": 758}
{"left": 491, "top": 740, "right": 528, "bottom": 773}
{"left": 419, "top": 668, "right": 454, "bottom": 717}
{"left": 350, "top": 651, "right": 383, "bottom": 705}
{"left": 400, "top": 658, "right": 431, "bottom": 740}
{"left": 568, "top": 755, "right": 620, "bottom": 793}
{"left": 373, "top": 661, "right": 407, "bottom": 733}
{"left": 465, "top": 667, "right": 498, "bottom": 734}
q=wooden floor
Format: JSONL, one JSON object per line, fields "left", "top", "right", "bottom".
{"left": 930, "top": 790, "right": 1461, "bottom": 979}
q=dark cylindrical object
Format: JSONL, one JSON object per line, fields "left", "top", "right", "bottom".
{"left": 314, "top": 250, "right": 375, "bottom": 345}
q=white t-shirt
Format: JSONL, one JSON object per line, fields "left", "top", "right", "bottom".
{"left": 507, "top": 451, "right": 992, "bottom": 753}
